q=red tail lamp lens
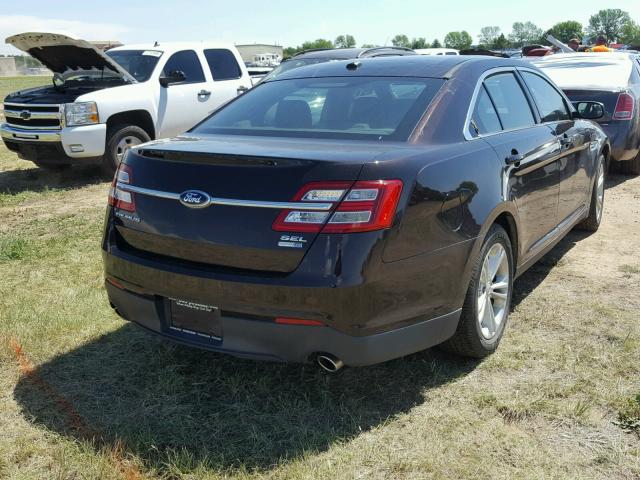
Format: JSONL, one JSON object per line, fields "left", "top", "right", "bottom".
{"left": 272, "top": 180, "right": 403, "bottom": 233}
{"left": 108, "top": 164, "right": 135, "bottom": 212}
{"left": 613, "top": 93, "right": 634, "bottom": 120}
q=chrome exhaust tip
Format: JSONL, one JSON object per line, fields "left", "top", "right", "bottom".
{"left": 316, "top": 353, "right": 344, "bottom": 373}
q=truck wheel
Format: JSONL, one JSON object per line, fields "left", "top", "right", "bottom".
{"left": 577, "top": 154, "right": 605, "bottom": 232}
{"left": 102, "top": 125, "right": 150, "bottom": 177}
{"left": 614, "top": 153, "right": 640, "bottom": 176}
{"left": 440, "top": 224, "right": 514, "bottom": 358}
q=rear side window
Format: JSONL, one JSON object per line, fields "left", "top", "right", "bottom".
{"left": 521, "top": 71, "right": 571, "bottom": 122}
{"left": 204, "top": 49, "right": 242, "bottom": 80}
{"left": 470, "top": 85, "right": 502, "bottom": 136}
{"left": 162, "top": 50, "right": 205, "bottom": 84}
{"left": 484, "top": 73, "right": 535, "bottom": 130}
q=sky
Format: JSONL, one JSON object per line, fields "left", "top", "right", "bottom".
{"left": 1, "top": 1, "right": 640, "bottom": 54}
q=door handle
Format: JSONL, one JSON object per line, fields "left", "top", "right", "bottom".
{"left": 198, "top": 89, "right": 211, "bottom": 97}
{"left": 237, "top": 85, "right": 249, "bottom": 95}
{"left": 505, "top": 150, "right": 525, "bottom": 165}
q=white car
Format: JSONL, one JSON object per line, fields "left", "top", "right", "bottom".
{"left": 1, "top": 32, "right": 252, "bottom": 174}
{"left": 414, "top": 48, "right": 459, "bottom": 56}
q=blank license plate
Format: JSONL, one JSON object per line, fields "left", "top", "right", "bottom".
{"left": 169, "top": 298, "right": 222, "bottom": 340}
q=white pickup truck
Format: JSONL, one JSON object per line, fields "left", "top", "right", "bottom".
{"left": 1, "top": 32, "right": 252, "bottom": 173}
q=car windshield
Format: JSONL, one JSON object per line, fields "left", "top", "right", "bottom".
{"left": 58, "top": 69, "right": 124, "bottom": 84}
{"left": 105, "top": 49, "right": 163, "bottom": 82}
{"left": 193, "top": 76, "right": 444, "bottom": 141}
{"left": 261, "top": 58, "right": 336, "bottom": 82}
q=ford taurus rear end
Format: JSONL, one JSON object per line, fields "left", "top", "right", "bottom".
{"left": 101, "top": 64, "right": 463, "bottom": 367}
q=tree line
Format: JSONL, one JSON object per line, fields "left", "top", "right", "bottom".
{"left": 284, "top": 8, "right": 640, "bottom": 56}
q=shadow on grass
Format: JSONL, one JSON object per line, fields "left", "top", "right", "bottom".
{"left": 0, "top": 164, "right": 107, "bottom": 195}
{"left": 511, "top": 171, "right": 627, "bottom": 308}
{"left": 512, "top": 228, "right": 591, "bottom": 309}
{"left": 13, "top": 325, "right": 479, "bottom": 472}
{"left": 605, "top": 172, "right": 636, "bottom": 189}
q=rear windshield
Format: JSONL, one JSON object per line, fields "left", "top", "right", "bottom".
{"left": 106, "top": 49, "right": 163, "bottom": 82}
{"left": 193, "top": 76, "right": 444, "bottom": 141}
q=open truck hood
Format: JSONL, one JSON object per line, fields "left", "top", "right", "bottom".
{"left": 6, "top": 32, "right": 136, "bottom": 82}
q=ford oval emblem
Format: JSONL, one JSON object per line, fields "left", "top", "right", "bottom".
{"left": 179, "top": 190, "right": 211, "bottom": 209}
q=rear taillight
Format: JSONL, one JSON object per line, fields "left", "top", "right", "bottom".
{"left": 272, "top": 179, "right": 403, "bottom": 233}
{"left": 107, "top": 164, "right": 135, "bottom": 212}
{"left": 613, "top": 93, "right": 635, "bottom": 120}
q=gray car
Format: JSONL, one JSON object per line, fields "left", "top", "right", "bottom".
{"left": 261, "top": 47, "right": 416, "bottom": 83}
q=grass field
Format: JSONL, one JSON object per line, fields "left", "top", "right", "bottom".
{"left": 0, "top": 76, "right": 639, "bottom": 479}
{"left": 0, "top": 75, "right": 50, "bottom": 106}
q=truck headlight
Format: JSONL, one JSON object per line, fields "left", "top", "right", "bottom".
{"left": 64, "top": 102, "right": 99, "bottom": 126}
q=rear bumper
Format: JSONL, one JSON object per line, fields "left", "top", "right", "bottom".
{"left": 105, "top": 281, "right": 461, "bottom": 366}
{"left": 1, "top": 122, "right": 106, "bottom": 163}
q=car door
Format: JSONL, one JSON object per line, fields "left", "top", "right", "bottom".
{"left": 471, "top": 71, "right": 562, "bottom": 258}
{"left": 156, "top": 49, "right": 214, "bottom": 138}
{"left": 202, "top": 48, "right": 250, "bottom": 106}
{"left": 519, "top": 70, "right": 590, "bottom": 223}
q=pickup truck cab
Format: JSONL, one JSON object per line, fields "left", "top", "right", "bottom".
{"left": 1, "top": 32, "right": 252, "bottom": 173}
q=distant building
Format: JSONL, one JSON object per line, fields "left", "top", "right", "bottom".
{"left": 0, "top": 57, "right": 17, "bottom": 76}
{"left": 236, "top": 44, "right": 283, "bottom": 65}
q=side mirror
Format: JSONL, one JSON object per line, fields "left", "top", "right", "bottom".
{"left": 159, "top": 70, "right": 186, "bottom": 87}
{"left": 573, "top": 101, "right": 605, "bottom": 120}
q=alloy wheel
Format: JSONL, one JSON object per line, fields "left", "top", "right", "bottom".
{"left": 477, "top": 243, "right": 510, "bottom": 340}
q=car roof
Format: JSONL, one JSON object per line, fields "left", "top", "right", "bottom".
{"left": 270, "top": 55, "right": 535, "bottom": 81}
{"left": 108, "top": 42, "right": 237, "bottom": 54}
{"left": 291, "top": 47, "right": 414, "bottom": 60}
{"left": 414, "top": 48, "right": 458, "bottom": 54}
{"left": 533, "top": 53, "right": 636, "bottom": 90}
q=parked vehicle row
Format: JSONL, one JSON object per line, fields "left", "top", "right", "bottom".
{"left": 102, "top": 55, "right": 609, "bottom": 369}
{"left": 2, "top": 35, "right": 638, "bottom": 178}
{"left": 1, "top": 32, "right": 252, "bottom": 174}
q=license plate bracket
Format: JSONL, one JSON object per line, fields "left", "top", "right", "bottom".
{"left": 169, "top": 298, "right": 222, "bottom": 340}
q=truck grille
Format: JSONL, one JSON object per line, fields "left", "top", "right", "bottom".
{"left": 3, "top": 103, "right": 62, "bottom": 130}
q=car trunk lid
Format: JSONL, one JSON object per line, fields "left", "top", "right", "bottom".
{"left": 113, "top": 135, "right": 394, "bottom": 273}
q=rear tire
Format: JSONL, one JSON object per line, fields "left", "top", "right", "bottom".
{"left": 101, "top": 124, "right": 150, "bottom": 177}
{"left": 440, "top": 224, "right": 514, "bottom": 358}
{"left": 613, "top": 154, "right": 640, "bottom": 175}
{"left": 577, "top": 153, "right": 605, "bottom": 232}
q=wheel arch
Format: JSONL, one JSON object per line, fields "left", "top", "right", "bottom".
{"left": 460, "top": 203, "right": 521, "bottom": 297}
{"left": 106, "top": 110, "right": 155, "bottom": 140}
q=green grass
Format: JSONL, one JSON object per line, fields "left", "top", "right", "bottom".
{"left": 618, "top": 394, "right": 640, "bottom": 435}
{"left": 0, "top": 75, "right": 50, "bottom": 103}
